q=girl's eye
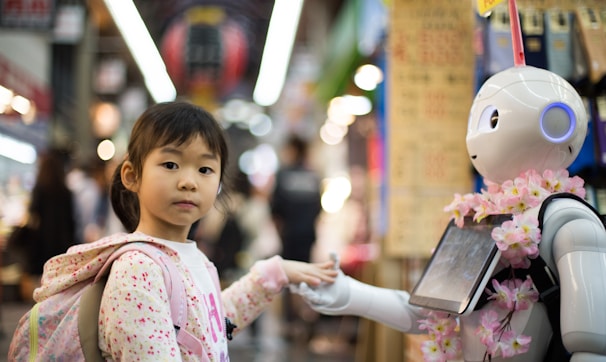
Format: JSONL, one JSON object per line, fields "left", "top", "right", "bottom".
{"left": 199, "top": 167, "right": 213, "bottom": 175}
{"left": 163, "top": 162, "right": 178, "bottom": 170}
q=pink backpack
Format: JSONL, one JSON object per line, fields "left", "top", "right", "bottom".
{"left": 8, "top": 242, "right": 202, "bottom": 361}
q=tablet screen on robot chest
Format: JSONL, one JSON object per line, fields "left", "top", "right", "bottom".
{"left": 409, "top": 214, "right": 511, "bottom": 315}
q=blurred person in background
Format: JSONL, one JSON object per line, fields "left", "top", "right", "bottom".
{"left": 231, "top": 171, "right": 282, "bottom": 343}
{"left": 20, "top": 148, "right": 78, "bottom": 300}
{"left": 67, "top": 157, "right": 110, "bottom": 243}
{"left": 270, "top": 135, "right": 322, "bottom": 341}
{"left": 68, "top": 156, "right": 126, "bottom": 244}
{"left": 236, "top": 171, "right": 281, "bottom": 268}
{"left": 190, "top": 198, "right": 244, "bottom": 284}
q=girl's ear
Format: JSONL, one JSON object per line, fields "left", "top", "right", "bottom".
{"left": 121, "top": 160, "right": 139, "bottom": 192}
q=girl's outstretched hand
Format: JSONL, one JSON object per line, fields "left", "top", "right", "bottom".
{"left": 281, "top": 259, "right": 338, "bottom": 287}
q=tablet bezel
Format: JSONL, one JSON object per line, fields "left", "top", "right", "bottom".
{"left": 409, "top": 214, "right": 511, "bottom": 316}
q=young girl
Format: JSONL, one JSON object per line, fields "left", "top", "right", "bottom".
{"left": 25, "top": 101, "right": 337, "bottom": 361}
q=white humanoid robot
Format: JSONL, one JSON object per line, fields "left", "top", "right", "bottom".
{"left": 293, "top": 65, "right": 606, "bottom": 362}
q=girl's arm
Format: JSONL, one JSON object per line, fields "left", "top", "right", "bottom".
{"left": 221, "top": 255, "right": 337, "bottom": 333}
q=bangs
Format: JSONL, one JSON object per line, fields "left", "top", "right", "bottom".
{"left": 148, "top": 105, "right": 225, "bottom": 155}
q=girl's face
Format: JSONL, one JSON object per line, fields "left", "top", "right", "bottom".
{"left": 122, "top": 135, "right": 222, "bottom": 242}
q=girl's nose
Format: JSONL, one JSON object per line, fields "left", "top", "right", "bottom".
{"left": 178, "top": 172, "right": 197, "bottom": 191}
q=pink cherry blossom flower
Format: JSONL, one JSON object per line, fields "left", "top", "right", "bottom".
{"left": 476, "top": 310, "right": 500, "bottom": 345}
{"left": 526, "top": 179, "right": 550, "bottom": 204}
{"left": 493, "top": 223, "right": 527, "bottom": 263}
{"left": 522, "top": 169, "right": 542, "bottom": 183}
{"left": 493, "top": 214, "right": 541, "bottom": 265}
{"left": 473, "top": 192, "right": 494, "bottom": 221}
{"left": 566, "top": 175, "right": 586, "bottom": 198}
{"left": 501, "top": 179, "right": 518, "bottom": 197}
{"left": 492, "top": 219, "right": 515, "bottom": 242}
{"left": 499, "top": 330, "right": 532, "bottom": 357}
{"left": 494, "top": 194, "right": 517, "bottom": 214}
{"left": 419, "top": 311, "right": 457, "bottom": 336}
{"left": 421, "top": 340, "right": 447, "bottom": 362}
{"left": 486, "top": 279, "right": 515, "bottom": 310}
{"left": 419, "top": 311, "right": 461, "bottom": 361}
{"left": 441, "top": 335, "right": 463, "bottom": 360}
{"left": 484, "top": 179, "right": 502, "bottom": 194}
{"left": 513, "top": 276, "right": 539, "bottom": 311}
{"left": 444, "top": 193, "right": 472, "bottom": 227}
{"left": 542, "top": 169, "right": 569, "bottom": 193}
{"left": 513, "top": 214, "right": 541, "bottom": 243}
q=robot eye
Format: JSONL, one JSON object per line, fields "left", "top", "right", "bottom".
{"left": 477, "top": 105, "right": 499, "bottom": 132}
{"left": 540, "top": 102, "right": 576, "bottom": 143}
{"left": 490, "top": 110, "right": 499, "bottom": 129}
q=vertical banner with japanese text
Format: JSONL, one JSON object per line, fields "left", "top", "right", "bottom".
{"left": 386, "top": 0, "right": 475, "bottom": 257}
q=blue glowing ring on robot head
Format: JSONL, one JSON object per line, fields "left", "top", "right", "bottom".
{"left": 539, "top": 102, "right": 576, "bottom": 143}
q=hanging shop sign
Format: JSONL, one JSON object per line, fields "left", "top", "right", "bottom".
{"left": 0, "top": 0, "right": 55, "bottom": 29}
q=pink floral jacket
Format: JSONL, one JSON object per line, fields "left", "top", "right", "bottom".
{"left": 32, "top": 233, "right": 288, "bottom": 361}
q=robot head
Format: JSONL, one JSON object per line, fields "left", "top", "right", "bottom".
{"left": 466, "top": 66, "right": 587, "bottom": 183}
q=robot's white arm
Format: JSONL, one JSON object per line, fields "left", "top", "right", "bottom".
{"left": 541, "top": 197, "right": 606, "bottom": 360}
{"left": 292, "top": 270, "right": 425, "bottom": 334}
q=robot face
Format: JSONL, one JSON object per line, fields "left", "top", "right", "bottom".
{"left": 466, "top": 66, "right": 587, "bottom": 183}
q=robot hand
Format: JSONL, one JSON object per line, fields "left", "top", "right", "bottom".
{"left": 289, "top": 269, "right": 352, "bottom": 314}
{"left": 290, "top": 253, "right": 425, "bottom": 333}
{"left": 289, "top": 252, "right": 351, "bottom": 313}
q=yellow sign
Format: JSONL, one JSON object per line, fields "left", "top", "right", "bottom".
{"left": 477, "top": 0, "right": 506, "bottom": 16}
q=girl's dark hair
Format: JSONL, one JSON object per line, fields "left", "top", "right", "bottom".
{"left": 286, "top": 135, "right": 308, "bottom": 165}
{"left": 110, "top": 101, "right": 229, "bottom": 232}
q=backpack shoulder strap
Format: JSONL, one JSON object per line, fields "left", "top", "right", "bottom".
{"left": 536, "top": 192, "right": 604, "bottom": 229}
{"left": 79, "top": 242, "right": 202, "bottom": 361}
{"left": 79, "top": 281, "right": 107, "bottom": 362}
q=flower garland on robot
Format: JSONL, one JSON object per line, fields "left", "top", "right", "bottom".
{"left": 417, "top": 169, "right": 586, "bottom": 361}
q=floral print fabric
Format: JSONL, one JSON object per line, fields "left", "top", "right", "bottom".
{"left": 26, "top": 233, "right": 288, "bottom": 361}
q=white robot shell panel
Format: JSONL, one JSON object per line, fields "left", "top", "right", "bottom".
{"left": 466, "top": 66, "right": 587, "bottom": 183}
